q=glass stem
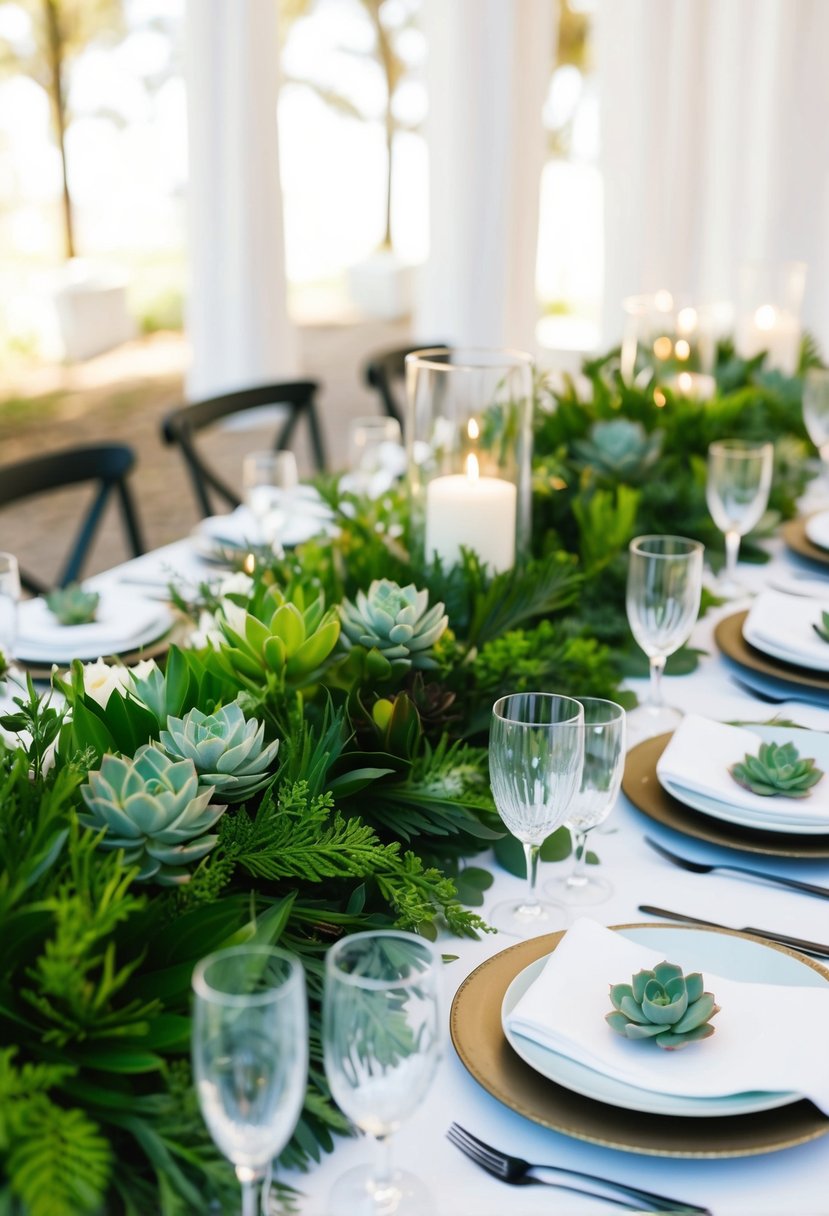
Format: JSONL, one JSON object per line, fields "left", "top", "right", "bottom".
{"left": 237, "top": 1169, "right": 260, "bottom": 1216}
{"left": 569, "top": 829, "right": 589, "bottom": 887}
{"left": 372, "top": 1134, "right": 396, "bottom": 1196}
{"left": 648, "top": 654, "right": 666, "bottom": 707}
{"left": 724, "top": 530, "right": 740, "bottom": 585}
{"left": 522, "top": 841, "right": 541, "bottom": 908}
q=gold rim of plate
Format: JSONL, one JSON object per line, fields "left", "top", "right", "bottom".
{"left": 622, "top": 732, "right": 829, "bottom": 858}
{"left": 450, "top": 925, "right": 829, "bottom": 1157}
{"left": 781, "top": 515, "right": 829, "bottom": 567}
{"left": 714, "top": 610, "right": 829, "bottom": 692}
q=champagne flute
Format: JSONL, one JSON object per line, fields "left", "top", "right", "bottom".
{"left": 803, "top": 368, "right": 829, "bottom": 499}
{"left": 626, "top": 536, "right": 704, "bottom": 736}
{"left": 706, "top": 439, "right": 773, "bottom": 595}
{"left": 192, "top": 945, "right": 307, "bottom": 1216}
{"left": 323, "top": 930, "right": 442, "bottom": 1216}
{"left": 0, "top": 552, "right": 20, "bottom": 676}
{"left": 545, "top": 698, "right": 626, "bottom": 906}
{"left": 347, "top": 416, "right": 404, "bottom": 497}
{"left": 488, "top": 692, "right": 585, "bottom": 937}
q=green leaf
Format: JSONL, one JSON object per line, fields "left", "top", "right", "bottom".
{"left": 493, "top": 827, "right": 572, "bottom": 877}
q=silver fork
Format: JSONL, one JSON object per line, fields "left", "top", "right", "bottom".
{"left": 644, "top": 835, "right": 829, "bottom": 899}
{"left": 447, "top": 1124, "right": 711, "bottom": 1213}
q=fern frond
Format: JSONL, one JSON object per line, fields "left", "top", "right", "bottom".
{"left": 6, "top": 1098, "right": 111, "bottom": 1216}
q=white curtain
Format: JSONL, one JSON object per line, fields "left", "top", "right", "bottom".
{"left": 415, "top": 0, "right": 555, "bottom": 352}
{"left": 183, "top": 0, "right": 297, "bottom": 399}
{"left": 598, "top": 0, "right": 829, "bottom": 351}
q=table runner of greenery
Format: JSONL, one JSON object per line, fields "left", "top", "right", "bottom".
{"left": 0, "top": 339, "right": 821, "bottom": 1215}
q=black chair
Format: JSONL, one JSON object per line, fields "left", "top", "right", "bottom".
{"left": 362, "top": 343, "right": 450, "bottom": 429}
{"left": 0, "top": 444, "right": 145, "bottom": 595}
{"left": 161, "top": 381, "right": 326, "bottom": 518}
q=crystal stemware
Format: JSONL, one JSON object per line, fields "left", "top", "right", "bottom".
{"left": 242, "top": 450, "right": 298, "bottom": 545}
{"left": 706, "top": 439, "right": 773, "bottom": 596}
{"left": 544, "top": 698, "right": 626, "bottom": 906}
{"left": 323, "top": 930, "right": 442, "bottom": 1216}
{"left": 626, "top": 535, "right": 704, "bottom": 737}
{"left": 0, "top": 552, "right": 21, "bottom": 676}
{"left": 346, "top": 416, "right": 404, "bottom": 497}
{"left": 488, "top": 692, "right": 585, "bottom": 937}
{"left": 192, "top": 945, "right": 307, "bottom": 1216}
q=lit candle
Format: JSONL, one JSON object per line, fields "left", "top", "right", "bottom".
{"left": 662, "top": 371, "right": 717, "bottom": 400}
{"left": 736, "top": 304, "right": 801, "bottom": 376}
{"left": 424, "top": 454, "right": 517, "bottom": 572}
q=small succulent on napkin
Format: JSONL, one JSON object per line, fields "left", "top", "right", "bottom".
{"left": 730, "top": 740, "right": 823, "bottom": 798}
{"left": 813, "top": 611, "right": 829, "bottom": 643}
{"left": 607, "top": 961, "right": 719, "bottom": 1050}
{"left": 45, "top": 583, "right": 100, "bottom": 626}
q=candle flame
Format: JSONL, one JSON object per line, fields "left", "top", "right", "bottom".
{"left": 678, "top": 371, "right": 693, "bottom": 394}
{"left": 677, "top": 306, "right": 697, "bottom": 334}
{"left": 755, "top": 304, "right": 777, "bottom": 330}
{"left": 467, "top": 418, "right": 480, "bottom": 440}
{"left": 653, "top": 335, "right": 673, "bottom": 360}
{"left": 675, "top": 338, "right": 691, "bottom": 361}
{"left": 466, "top": 452, "right": 480, "bottom": 482}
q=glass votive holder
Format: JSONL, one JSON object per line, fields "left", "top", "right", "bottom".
{"left": 735, "top": 261, "right": 806, "bottom": 376}
{"left": 405, "top": 348, "right": 533, "bottom": 574}
{"left": 621, "top": 292, "right": 720, "bottom": 389}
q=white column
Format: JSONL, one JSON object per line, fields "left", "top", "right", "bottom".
{"left": 416, "top": 0, "right": 554, "bottom": 351}
{"left": 183, "top": 0, "right": 297, "bottom": 399}
{"left": 597, "top": 0, "right": 829, "bottom": 351}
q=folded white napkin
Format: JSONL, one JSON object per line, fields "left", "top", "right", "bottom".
{"left": 17, "top": 589, "right": 170, "bottom": 662}
{"left": 656, "top": 714, "right": 829, "bottom": 824}
{"left": 505, "top": 918, "right": 829, "bottom": 1110}
{"left": 743, "top": 588, "right": 829, "bottom": 672}
{"left": 199, "top": 491, "right": 334, "bottom": 550}
{"left": 806, "top": 510, "right": 829, "bottom": 551}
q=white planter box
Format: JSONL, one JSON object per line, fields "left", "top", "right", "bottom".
{"left": 347, "top": 250, "right": 414, "bottom": 320}
{"left": 53, "top": 261, "right": 136, "bottom": 362}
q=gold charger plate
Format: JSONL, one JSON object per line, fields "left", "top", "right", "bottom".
{"left": 450, "top": 926, "right": 829, "bottom": 1157}
{"left": 714, "top": 610, "right": 829, "bottom": 693}
{"left": 782, "top": 516, "right": 829, "bottom": 568}
{"left": 622, "top": 732, "right": 829, "bottom": 858}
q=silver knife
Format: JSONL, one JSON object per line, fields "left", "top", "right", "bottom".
{"left": 638, "top": 905, "right": 829, "bottom": 959}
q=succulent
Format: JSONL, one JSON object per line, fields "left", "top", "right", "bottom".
{"left": 813, "top": 611, "right": 829, "bottom": 643}
{"left": 79, "top": 744, "right": 226, "bottom": 885}
{"left": 606, "top": 961, "right": 719, "bottom": 1050}
{"left": 730, "top": 741, "right": 823, "bottom": 798}
{"left": 158, "top": 703, "right": 279, "bottom": 801}
{"left": 219, "top": 584, "right": 340, "bottom": 688}
{"left": 573, "top": 419, "right": 663, "bottom": 482}
{"left": 45, "top": 583, "right": 99, "bottom": 626}
{"left": 340, "top": 580, "right": 448, "bottom": 674}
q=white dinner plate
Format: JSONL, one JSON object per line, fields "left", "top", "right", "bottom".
{"left": 16, "top": 592, "right": 173, "bottom": 664}
{"left": 500, "top": 924, "right": 826, "bottom": 1117}
{"left": 657, "top": 725, "right": 829, "bottom": 836}
{"left": 194, "top": 497, "right": 335, "bottom": 558}
{"left": 806, "top": 509, "right": 829, "bottom": 552}
{"left": 743, "top": 623, "right": 829, "bottom": 675}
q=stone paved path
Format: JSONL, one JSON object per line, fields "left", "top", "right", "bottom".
{"left": 1, "top": 318, "right": 409, "bottom": 587}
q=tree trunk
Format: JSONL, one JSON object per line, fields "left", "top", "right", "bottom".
{"left": 43, "top": 0, "right": 75, "bottom": 260}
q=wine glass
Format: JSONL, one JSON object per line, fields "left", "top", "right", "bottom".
{"left": 323, "top": 930, "right": 442, "bottom": 1216}
{"left": 0, "top": 553, "right": 21, "bottom": 677}
{"left": 242, "top": 450, "right": 299, "bottom": 544}
{"left": 706, "top": 439, "right": 773, "bottom": 595}
{"left": 545, "top": 698, "right": 626, "bottom": 906}
{"left": 626, "top": 536, "right": 704, "bottom": 736}
{"left": 192, "top": 945, "right": 307, "bottom": 1216}
{"left": 346, "top": 416, "right": 404, "bottom": 497}
{"left": 488, "top": 692, "right": 585, "bottom": 937}
{"left": 803, "top": 368, "right": 829, "bottom": 499}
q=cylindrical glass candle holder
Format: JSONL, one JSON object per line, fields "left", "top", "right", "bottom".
{"left": 621, "top": 291, "right": 720, "bottom": 395}
{"left": 405, "top": 348, "right": 533, "bottom": 574}
{"left": 735, "top": 261, "right": 806, "bottom": 376}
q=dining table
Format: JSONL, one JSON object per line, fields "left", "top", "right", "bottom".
{"left": 13, "top": 512, "right": 829, "bottom": 1216}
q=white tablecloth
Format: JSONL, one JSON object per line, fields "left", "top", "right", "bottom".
{"left": 30, "top": 532, "right": 829, "bottom": 1215}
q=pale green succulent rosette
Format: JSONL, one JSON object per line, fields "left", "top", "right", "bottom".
{"left": 339, "top": 579, "right": 448, "bottom": 674}
{"left": 218, "top": 585, "right": 341, "bottom": 687}
{"left": 79, "top": 744, "right": 226, "bottom": 885}
{"left": 606, "top": 960, "right": 720, "bottom": 1050}
{"left": 45, "top": 583, "right": 100, "bottom": 626}
{"left": 158, "top": 703, "right": 279, "bottom": 801}
{"left": 730, "top": 740, "right": 823, "bottom": 798}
